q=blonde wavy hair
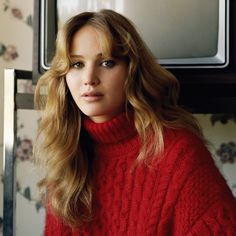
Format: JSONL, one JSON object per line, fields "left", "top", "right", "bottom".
{"left": 34, "top": 9, "right": 203, "bottom": 228}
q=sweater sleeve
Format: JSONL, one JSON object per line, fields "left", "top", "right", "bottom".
{"left": 186, "top": 200, "right": 236, "bottom": 235}
{"left": 172, "top": 135, "right": 236, "bottom": 235}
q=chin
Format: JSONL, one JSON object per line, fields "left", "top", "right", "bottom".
{"left": 81, "top": 109, "right": 119, "bottom": 123}
{"left": 81, "top": 109, "right": 107, "bottom": 118}
{"left": 79, "top": 104, "right": 125, "bottom": 121}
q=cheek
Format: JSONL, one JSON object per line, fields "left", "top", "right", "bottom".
{"left": 66, "top": 71, "right": 81, "bottom": 93}
{"left": 66, "top": 76, "right": 82, "bottom": 107}
{"left": 110, "top": 73, "right": 127, "bottom": 92}
{"left": 65, "top": 76, "right": 73, "bottom": 92}
{"left": 107, "top": 79, "right": 126, "bottom": 102}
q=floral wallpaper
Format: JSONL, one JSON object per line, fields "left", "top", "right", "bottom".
{"left": 0, "top": 1, "right": 236, "bottom": 236}
{"left": 211, "top": 114, "right": 236, "bottom": 164}
{"left": 14, "top": 109, "right": 45, "bottom": 236}
{"left": 0, "top": 0, "right": 45, "bottom": 235}
{"left": 16, "top": 120, "right": 43, "bottom": 212}
{"left": 0, "top": 0, "right": 32, "bottom": 62}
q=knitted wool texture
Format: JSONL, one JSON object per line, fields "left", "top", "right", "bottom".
{"left": 45, "top": 112, "right": 236, "bottom": 235}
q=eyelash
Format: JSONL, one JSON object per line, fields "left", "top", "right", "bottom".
{"left": 72, "top": 61, "right": 83, "bottom": 69}
{"left": 101, "top": 60, "right": 116, "bottom": 68}
{"left": 71, "top": 59, "right": 116, "bottom": 69}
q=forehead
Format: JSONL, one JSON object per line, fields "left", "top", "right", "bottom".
{"left": 69, "top": 25, "right": 112, "bottom": 57}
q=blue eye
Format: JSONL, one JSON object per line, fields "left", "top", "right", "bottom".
{"left": 101, "top": 60, "right": 116, "bottom": 68}
{"left": 72, "top": 61, "right": 84, "bottom": 69}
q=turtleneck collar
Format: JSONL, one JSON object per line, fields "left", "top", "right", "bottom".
{"left": 82, "top": 111, "right": 137, "bottom": 144}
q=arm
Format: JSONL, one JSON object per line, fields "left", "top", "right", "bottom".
{"left": 185, "top": 201, "right": 236, "bottom": 235}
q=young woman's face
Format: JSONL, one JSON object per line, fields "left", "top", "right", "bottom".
{"left": 66, "top": 25, "right": 128, "bottom": 123}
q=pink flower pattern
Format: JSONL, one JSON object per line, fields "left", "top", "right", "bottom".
{"left": 2, "top": 44, "right": 18, "bottom": 61}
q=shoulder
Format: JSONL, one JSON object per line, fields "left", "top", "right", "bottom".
{"left": 151, "top": 127, "right": 216, "bottom": 179}
{"left": 163, "top": 127, "right": 210, "bottom": 162}
{"left": 163, "top": 127, "right": 204, "bottom": 149}
{"left": 165, "top": 129, "right": 236, "bottom": 234}
{"left": 147, "top": 128, "right": 236, "bottom": 234}
{"left": 156, "top": 127, "right": 230, "bottom": 197}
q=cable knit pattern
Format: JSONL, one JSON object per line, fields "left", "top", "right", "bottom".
{"left": 44, "top": 112, "right": 236, "bottom": 236}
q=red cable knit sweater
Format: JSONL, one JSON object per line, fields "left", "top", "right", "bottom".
{"left": 45, "top": 112, "right": 236, "bottom": 235}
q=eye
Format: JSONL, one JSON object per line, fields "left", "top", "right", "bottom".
{"left": 72, "top": 61, "right": 84, "bottom": 69}
{"left": 101, "top": 60, "right": 116, "bottom": 68}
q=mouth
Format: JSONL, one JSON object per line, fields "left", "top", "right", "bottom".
{"left": 81, "top": 92, "right": 104, "bottom": 102}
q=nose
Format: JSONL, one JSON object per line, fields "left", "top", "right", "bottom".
{"left": 84, "top": 65, "right": 100, "bottom": 86}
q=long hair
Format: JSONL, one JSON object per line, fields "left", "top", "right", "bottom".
{"left": 34, "top": 9, "right": 203, "bottom": 228}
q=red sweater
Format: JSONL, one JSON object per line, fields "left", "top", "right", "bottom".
{"left": 45, "top": 112, "right": 236, "bottom": 235}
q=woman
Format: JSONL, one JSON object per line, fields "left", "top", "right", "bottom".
{"left": 34, "top": 9, "right": 236, "bottom": 235}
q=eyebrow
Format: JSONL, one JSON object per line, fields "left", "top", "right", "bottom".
{"left": 70, "top": 53, "right": 103, "bottom": 59}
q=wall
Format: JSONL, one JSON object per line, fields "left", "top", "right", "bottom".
{"left": 0, "top": 0, "right": 44, "bottom": 235}
{"left": 0, "top": 1, "right": 236, "bottom": 235}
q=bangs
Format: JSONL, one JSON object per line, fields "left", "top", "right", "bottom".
{"left": 91, "top": 24, "right": 129, "bottom": 60}
{"left": 94, "top": 27, "right": 113, "bottom": 58}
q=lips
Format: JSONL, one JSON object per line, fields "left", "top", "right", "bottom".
{"left": 81, "top": 91, "right": 103, "bottom": 102}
